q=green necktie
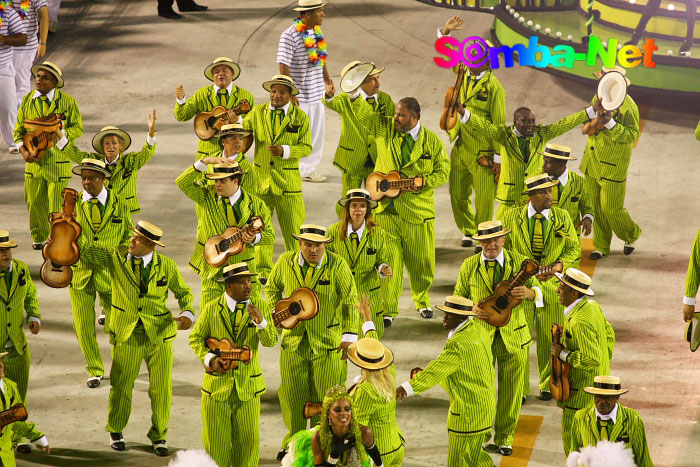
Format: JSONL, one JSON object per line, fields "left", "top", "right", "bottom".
{"left": 39, "top": 95, "right": 50, "bottom": 115}
{"left": 485, "top": 260, "right": 495, "bottom": 284}
{"left": 217, "top": 89, "right": 227, "bottom": 106}
{"left": 232, "top": 302, "right": 246, "bottom": 334}
{"left": 532, "top": 213, "right": 545, "bottom": 259}
{"left": 465, "top": 75, "right": 475, "bottom": 98}
{"left": 366, "top": 96, "right": 377, "bottom": 111}
{"left": 303, "top": 262, "right": 317, "bottom": 287}
{"left": 89, "top": 198, "right": 102, "bottom": 229}
{"left": 552, "top": 180, "right": 560, "bottom": 205}
{"left": 223, "top": 198, "right": 237, "bottom": 226}
{"left": 131, "top": 257, "right": 149, "bottom": 296}
{"left": 350, "top": 232, "right": 359, "bottom": 256}
{"left": 518, "top": 136, "right": 530, "bottom": 163}
{"left": 599, "top": 419, "right": 610, "bottom": 441}
{"left": 0, "top": 270, "right": 10, "bottom": 299}
{"left": 400, "top": 133, "right": 415, "bottom": 165}
{"left": 272, "top": 109, "right": 284, "bottom": 136}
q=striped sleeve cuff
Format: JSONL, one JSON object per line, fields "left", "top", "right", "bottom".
{"left": 559, "top": 349, "right": 571, "bottom": 362}
{"left": 460, "top": 109, "right": 471, "bottom": 124}
{"left": 401, "top": 381, "right": 414, "bottom": 397}
{"left": 180, "top": 310, "right": 195, "bottom": 322}
{"left": 582, "top": 214, "right": 594, "bottom": 223}
{"left": 362, "top": 321, "right": 376, "bottom": 335}
{"left": 342, "top": 333, "right": 358, "bottom": 343}
{"left": 604, "top": 118, "right": 617, "bottom": 129}
{"left": 193, "top": 160, "right": 207, "bottom": 172}
{"left": 203, "top": 352, "right": 216, "bottom": 367}
{"left": 56, "top": 135, "right": 69, "bottom": 150}
{"left": 684, "top": 296, "right": 696, "bottom": 306}
{"left": 254, "top": 317, "right": 268, "bottom": 330}
{"left": 32, "top": 435, "right": 48, "bottom": 447}
{"left": 533, "top": 286, "right": 544, "bottom": 308}
{"left": 147, "top": 134, "right": 156, "bottom": 146}
{"left": 586, "top": 106, "right": 596, "bottom": 120}
{"left": 176, "top": 97, "right": 186, "bottom": 105}
{"left": 28, "top": 316, "right": 40, "bottom": 324}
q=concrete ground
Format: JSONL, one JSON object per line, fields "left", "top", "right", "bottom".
{"left": 1, "top": 0, "right": 699, "bottom": 465}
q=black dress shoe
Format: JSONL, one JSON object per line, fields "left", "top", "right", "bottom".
{"left": 153, "top": 440, "right": 168, "bottom": 457}
{"left": 383, "top": 315, "right": 393, "bottom": 328}
{"left": 178, "top": 1, "right": 208, "bottom": 11}
{"left": 623, "top": 242, "right": 636, "bottom": 256}
{"left": 87, "top": 375, "right": 103, "bottom": 388}
{"left": 521, "top": 396, "right": 526, "bottom": 405}
{"left": 15, "top": 443, "right": 32, "bottom": 454}
{"left": 461, "top": 236, "right": 474, "bottom": 248}
{"left": 474, "top": 245, "right": 483, "bottom": 254}
{"left": 588, "top": 251, "right": 603, "bottom": 260}
{"left": 158, "top": 8, "right": 182, "bottom": 19}
{"left": 31, "top": 242, "right": 43, "bottom": 250}
{"left": 499, "top": 446, "right": 513, "bottom": 456}
{"left": 484, "top": 443, "right": 499, "bottom": 453}
{"left": 276, "top": 449, "right": 288, "bottom": 461}
{"left": 419, "top": 308, "right": 433, "bottom": 319}
{"left": 539, "top": 390, "right": 553, "bottom": 401}
{"left": 109, "top": 432, "right": 125, "bottom": 451}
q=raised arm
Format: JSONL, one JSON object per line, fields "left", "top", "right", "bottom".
{"left": 350, "top": 94, "right": 391, "bottom": 139}
{"left": 540, "top": 109, "right": 589, "bottom": 141}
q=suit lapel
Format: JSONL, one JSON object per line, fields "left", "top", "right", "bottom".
{"left": 119, "top": 250, "right": 140, "bottom": 288}
{"left": 218, "top": 299, "right": 236, "bottom": 341}
{"left": 518, "top": 206, "right": 533, "bottom": 255}
{"left": 96, "top": 191, "right": 116, "bottom": 234}
{"left": 148, "top": 252, "right": 160, "bottom": 282}
{"left": 236, "top": 193, "right": 253, "bottom": 227}
{"left": 477, "top": 258, "right": 494, "bottom": 294}
{"left": 542, "top": 210, "right": 555, "bottom": 251}
{"left": 214, "top": 196, "right": 230, "bottom": 232}
{"left": 291, "top": 252, "right": 305, "bottom": 289}
{"left": 465, "top": 73, "right": 487, "bottom": 102}
{"left": 610, "top": 406, "right": 627, "bottom": 441}
{"left": 4, "top": 261, "right": 19, "bottom": 303}
{"left": 48, "top": 90, "right": 60, "bottom": 114}
{"left": 404, "top": 128, "right": 425, "bottom": 168}
{"left": 558, "top": 179, "right": 573, "bottom": 206}
{"left": 263, "top": 103, "right": 274, "bottom": 142}
{"left": 390, "top": 130, "right": 403, "bottom": 168}
{"left": 309, "top": 259, "right": 327, "bottom": 290}
{"left": 506, "top": 131, "right": 526, "bottom": 164}
{"left": 586, "top": 410, "right": 601, "bottom": 443}
{"left": 235, "top": 304, "right": 252, "bottom": 340}
{"left": 208, "top": 86, "right": 219, "bottom": 109}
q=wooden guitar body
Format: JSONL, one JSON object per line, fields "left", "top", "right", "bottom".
{"left": 40, "top": 261, "right": 73, "bottom": 289}
{"left": 0, "top": 404, "right": 28, "bottom": 435}
{"left": 194, "top": 100, "right": 251, "bottom": 141}
{"left": 439, "top": 63, "right": 465, "bottom": 131}
{"left": 23, "top": 113, "right": 65, "bottom": 160}
{"left": 273, "top": 287, "right": 319, "bottom": 329}
{"left": 204, "top": 216, "right": 264, "bottom": 268}
{"left": 205, "top": 337, "right": 252, "bottom": 371}
{"left": 366, "top": 171, "right": 424, "bottom": 201}
{"left": 550, "top": 323, "right": 571, "bottom": 402}
{"left": 303, "top": 402, "right": 323, "bottom": 419}
{"left": 41, "top": 188, "right": 82, "bottom": 288}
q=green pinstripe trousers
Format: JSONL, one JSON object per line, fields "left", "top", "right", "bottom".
{"left": 561, "top": 406, "right": 578, "bottom": 456}
{"left": 5, "top": 347, "right": 34, "bottom": 444}
{"left": 492, "top": 332, "right": 527, "bottom": 446}
{"left": 586, "top": 177, "right": 642, "bottom": 254}
{"left": 375, "top": 211, "right": 434, "bottom": 310}
{"left": 70, "top": 284, "right": 110, "bottom": 377}
{"left": 449, "top": 155, "right": 496, "bottom": 237}
{"left": 279, "top": 335, "right": 347, "bottom": 449}
{"left": 106, "top": 326, "right": 173, "bottom": 442}
{"left": 256, "top": 192, "right": 305, "bottom": 280}
{"left": 334, "top": 169, "right": 371, "bottom": 218}
{"left": 448, "top": 430, "right": 495, "bottom": 467}
{"left": 524, "top": 281, "right": 563, "bottom": 391}
{"left": 381, "top": 444, "right": 405, "bottom": 467}
{"left": 202, "top": 389, "right": 261, "bottom": 467}
{"left": 24, "top": 173, "right": 69, "bottom": 243}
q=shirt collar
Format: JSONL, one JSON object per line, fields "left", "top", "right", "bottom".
{"left": 359, "top": 88, "right": 377, "bottom": 100}
{"left": 127, "top": 250, "right": 154, "bottom": 267}
{"left": 224, "top": 292, "right": 249, "bottom": 313}
{"left": 83, "top": 187, "right": 108, "bottom": 205}
{"left": 564, "top": 297, "right": 585, "bottom": 317}
{"left": 272, "top": 102, "right": 291, "bottom": 114}
{"left": 346, "top": 221, "right": 366, "bottom": 241}
{"left": 553, "top": 168, "right": 569, "bottom": 187}
{"left": 33, "top": 88, "right": 56, "bottom": 101}
{"left": 527, "top": 202, "right": 550, "bottom": 220}
{"left": 298, "top": 251, "right": 324, "bottom": 268}
{"left": 0, "top": 262, "right": 13, "bottom": 274}
{"left": 595, "top": 403, "right": 618, "bottom": 424}
{"left": 405, "top": 121, "right": 421, "bottom": 142}
{"left": 229, "top": 188, "right": 242, "bottom": 205}
{"left": 213, "top": 82, "right": 234, "bottom": 95}
{"left": 513, "top": 127, "right": 524, "bottom": 138}
{"left": 106, "top": 154, "right": 120, "bottom": 166}
{"left": 0, "top": 379, "right": 4, "bottom": 394}
{"left": 448, "top": 318, "right": 472, "bottom": 339}
{"left": 468, "top": 70, "right": 486, "bottom": 80}
{"left": 222, "top": 149, "right": 240, "bottom": 159}
{"left": 481, "top": 249, "right": 504, "bottom": 267}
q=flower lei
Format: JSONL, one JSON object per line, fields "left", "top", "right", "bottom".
{"left": 0, "top": 2, "right": 6, "bottom": 28}
{"left": 294, "top": 16, "right": 327, "bottom": 68}
{"left": 18, "top": 1, "right": 30, "bottom": 20}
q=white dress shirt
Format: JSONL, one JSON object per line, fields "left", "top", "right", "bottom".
{"left": 595, "top": 403, "right": 619, "bottom": 424}
{"left": 82, "top": 187, "right": 108, "bottom": 206}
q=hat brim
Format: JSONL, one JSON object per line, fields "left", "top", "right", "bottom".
{"left": 0, "top": 352, "right": 8, "bottom": 360}
{"left": 593, "top": 70, "right": 631, "bottom": 86}
{"left": 292, "top": 233, "right": 333, "bottom": 243}
{"left": 689, "top": 314, "right": 700, "bottom": 352}
{"left": 293, "top": 1, "right": 328, "bottom": 10}
{"left": 338, "top": 197, "right": 378, "bottom": 210}
{"left": 523, "top": 179, "right": 559, "bottom": 195}
{"left": 31, "top": 64, "right": 64, "bottom": 88}
{"left": 262, "top": 80, "right": 300, "bottom": 96}
{"left": 368, "top": 66, "right": 385, "bottom": 76}
{"left": 92, "top": 129, "right": 132, "bottom": 155}
{"left": 132, "top": 227, "right": 165, "bottom": 247}
{"left": 347, "top": 344, "right": 394, "bottom": 370}
{"left": 72, "top": 164, "right": 112, "bottom": 179}
{"left": 539, "top": 151, "right": 576, "bottom": 161}
{"left": 472, "top": 228, "right": 511, "bottom": 241}
{"left": 216, "top": 272, "right": 258, "bottom": 283}
{"left": 204, "top": 62, "right": 241, "bottom": 82}
{"left": 0, "top": 241, "right": 18, "bottom": 248}
{"left": 205, "top": 170, "right": 246, "bottom": 180}
{"left": 554, "top": 272, "right": 595, "bottom": 296}
{"left": 435, "top": 305, "right": 478, "bottom": 316}
{"left": 584, "top": 387, "right": 629, "bottom": 396}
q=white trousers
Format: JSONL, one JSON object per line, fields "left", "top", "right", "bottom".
{"left": 48, "top": 0, "right": 61, "bottom": 24}
{"left": 13, "top": 47, "right": 36, "bottom": 108}
{"left": 298, "top": 100, "right": 324, "bottom": 177}
{"left": 0, "top": 73, "right": 18, "bottom": 147}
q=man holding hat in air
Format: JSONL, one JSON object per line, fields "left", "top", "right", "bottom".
{"left": 15, "top": 61, "right": 83, "bottom": 250}
{"left": 396, "top": 296, "right": 495, "bottom": 467}
{"left": 209, "top": 122, "right": 255, "bottom": 187}
{"left": 501, "top": 174, "right": 580, "bottom": 400}
{"left": 266, "top": 224, "right": 359, "bottom": 460}
{"left": 175, "top": 57, "right": 254, "bottom": 159}
{"left": 550, "top": 268, "right": 615, "bottom": 454}
{"left": 570, "top": 375, "right": 653, "bottom": 466}
{"left": 454, "top": 220, "right": 543, "bottom": 456}
{"left": 78, "top": 220, "right": 194, "bottom": 457}
{"left": 190, "top": 261, "right": 277, "bottom": 466}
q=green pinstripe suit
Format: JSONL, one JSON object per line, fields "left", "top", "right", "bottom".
{"left": 190, "top": 293, "right": 278, "bottom": 467}
{"left": 685, "top": 230, "right": 700, "bottom": 302}
{"left": 351, "top": 97, "right": 450, "bottom": 310}
{"left": 327, "top": 222, "right": 394, "bottom": 337}
{"left": 72, "top": 190, "right": 133, "bottom": 378}
{"left": 696, "top": 120, "right": 700, "bottom": 140}
{"left": 62, "top": 140, "right": 155, "bottom": 214}
{"left": 454, "top": 249, "right": 542, "bottom": 446}
{"left": 571, "top": 404, "right": 653, "bottom": 467}
{"left": 580, "top": 95, "right": 642, "bottom": 254}
{"left": 405, "top": 319, "right": 495, "bottom": 467}
{"left": 79, "top": 244, "right": 194, "bottom": 442}
{"left": 175, "top": 164, "right": 274, "bottom": 308}
{"left": 174, "top": 85, "right": 255, "bottom": 158}
{"left": 447, "top": 70, "right": 505, "bottom": 236}
{"left": 463, "top": 110, "right": 588, "bottom": 217}
{"left": 557, "top": 298, "right": 615, "bottom": 454}
{"left": 323, "top": 92, "right": 395, "bottom": 217}
{"left": 266, "top": 250, "right": 359, "bottom": 448}
{"left": 553, "top": 170, "right": 594, "bottom": 235}
{"left": 502, "top": 204, "right": 580, "bottom": 391}
{"left": 14, "top": 90, "right": 83, "bottom": 243}
{"left": 242, "top": 103, "right": 312, "bottom": 278}
{"left": 0, "top": 377, "right": 45, "bottom": 467}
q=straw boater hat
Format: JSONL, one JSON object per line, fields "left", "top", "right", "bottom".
{"left": 685, "top": 313, "right": 700, "bottom": 352}
{"left": 92, "top": 126, "right": 132, "bottom": 155}
{"left": 555, "top": 268, "right": 595, "bottom": 296}
{"left": 0, "top": 352, "right": 8, "bottom": 360}
{"left": 216, "top": 262, "right": 258, "bottom": 283}
{"left": 347, "top": 337, "right": 394, "bottom": 370}
{"left": 435, "top": 296, "right": 478, "bottom": 316}
{"left": 593, "top": 65, "right": 631, "bottom": 86}
{"left": 472, "top": 220, "right": 511, "bottom": 241}
{"left": 72, "top": 158, "right": 112, "bottom": 178}
{"left": 584, "top": 375, "right": 628, "bottom": 396}
{"left": 522, "top": 173, "right": 559, "bottom": 195}
{"left": 292, "top": 224, "right": 333, "bottom": 243}
{"left": 31, "top": 61, "right": 64, "bottom": 88}
{"left": 539, "top": 143, "right": 576, "bottom": 161}
{"left": 340, "top": 61, "right": 374, "bottom": 93}
{"left": 368, "top": 62, "right": 385, "bottom": 76}
{"left": 0, "top": 231, "right": 18, "bottom": 249}
{"left": 262, "top": 74, "right": 299, "bottom": 96}
{"left": 132, "top": 220, "right": 165, "bottom": 247}
{"left": 204, "top": 161, "right": 245, "bottom": 180}
{"left": 217, "top": 122, "right": 252, "bottom": 139}
{"left": 338, "top": 188, "right": 377, "bottom": 209}
{"left": 293, "top": 0, "right": 328, "bottom": 11}
{"left": 204, "top": 57, "right": 241, "bottom": 82}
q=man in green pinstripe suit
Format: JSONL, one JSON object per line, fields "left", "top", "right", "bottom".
{"left": 397, "top": 296, "right": 495, "bottom": 467}
{"left": 211, "top": 123, "right": 255, "bottom": 187}
{"left": 550, "top": 268, "right": 614, "bottom": 454}
{"left": 71, "top": 159, "right": 133, "bottom": 388}
{"left": 581, "top": 68, "right": 642, "bottom": 260}
{"left": 683, "top": 230, "right": 700, "bottom": 322}
{"left": 190, "top": 262, "right": 277, "bottom": 467}
{"left": 570, "top": 376, "right": 652, "bottom": 466}
{"left": 324, "top": 61, "right": 395, "bottom": 217}
{"left": 14, "top": 61, "right": 83, "bottom": 249}
{"left": 454, "top": 220, "right": 543, "bottom": 456}
{"left": 174, "top": 57, "right": 254, "bottom": 159}
{"left": 266, "top": 224, "right": 359, "bottom": 460}
{"left": 242, "top": 74, "right": 312, "bottom": 282}
{"left": 501, "top": 174, "right": 581, "bottom": 399}
{"left": 176, "top": 158, "right": 274, "bottom": 309}
{"left": 78, "top": 220, "right": 194, "bottom": 457}
{"left": 541, "top": 143, "right": 594, "bottom": 237}
{"left": 350, "top": 94, "right": 450, "bottom": 318}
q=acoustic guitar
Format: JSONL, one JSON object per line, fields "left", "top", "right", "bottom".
{"left": 41, "top": 188, "right": 82, "bottom": 288}
{"left": 23, "top": 113, "right": 65, "bottom": 160}
{"left": 40, "top": 262, "right": 73, "bottom": 289}
{"left": 439, "top": 63, "right": 465, "bottom": 132}
{"left": 0, "top": 404, "right": 28, "bottom": 435}
{"left": 194, "top": 100, "right": 251, "bottom": 141}
{"left": 205, "top": 337, "right": 252, "bottom": 371}
{"left": 366, "top": 171, "right": 424, "bottom": 201}
{"left": 479, "top": 260, "right": 564, "bottom": 328}
{"left": 550, "top": 323, "right": 571, "bottom": 402}
{"left": 273, "top": 287, "right": 319, "bottom": 329}
{"left": 303, "top": 383, "right": 358, "bottom": 419}
{"left": 204, "top": 216, "right": 265, "bottom": 268}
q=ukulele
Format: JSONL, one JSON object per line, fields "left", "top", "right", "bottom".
{"left": 0, "top": 404, "right": 28, "bottom": 435}
{"left": 273, "top": 287, "right": 319, "bottom": 329}
{"left": 303, "top": 383, "right": 358, "bottom": 419}
{"left": 366, "top": 171, "right": 424, "bottom": 201}
{"left": 439, "top": 63, "right": 465, "bottom": 131}
{"left": 479, "top": 260, "right": 564, "bottom": 328}
{"left": 23, "top": 113, "right": 66, "bottom": 160}
{"left": 550, "top": 323, "right": 571, "bottom": 402}
{"left": 205, "top": 338, "right": 252, "bottom": 371}
{"left": 194, "top": 100, "right": 251, "bottom": 141}
{"left": 204, "top": 216, "right": 265, "bottom": 268}
{"left": 41, "top": 188, "right": 82, "bottom": 288}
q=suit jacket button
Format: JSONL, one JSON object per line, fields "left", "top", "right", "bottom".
{"left": 6, "top": 308, "right": 10, "bottom": 311}
{"left": 6, "top": 323, "right": 10, "bottom": 327}
{"left": 138, "top": 307, "right": 142, "bottom": 311}
{"left": 94, "top": 236, "right": 98, "bottom": 241}
{"left": 590, "top": 146, "right": 594, "bottom": 150}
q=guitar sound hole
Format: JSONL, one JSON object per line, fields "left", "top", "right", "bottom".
{"left": 289, "top": 302, "right": 301, "bottom": 316}
{"left": 219, "top": 239, "right": 229, "bottom": 251}
{"left": 379, "top": 180, "right": 390, "bottom": 192}
{"left": 495, "top": 296, "right": 509, "bottom": 311}
{"left": 207, "top": 116, "right": 218, "bottom": 128}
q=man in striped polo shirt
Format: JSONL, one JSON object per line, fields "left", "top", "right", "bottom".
{"left": 11, "top": 0, "right": 49, "bottom": 112}
{"left": 277, "top": 0, "right": 333, "bottom": 183}
{"left": 0, "top": 6, "right": 27, "bottom": 153}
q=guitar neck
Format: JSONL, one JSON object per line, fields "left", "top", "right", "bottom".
{"left": 218, "top": 349, "right": 246, "bottom": 360}
{"left": 503, "top": 270, "right": 534, "bottom": 296}
{"left": 386, "top": 178, "right": 415, "bottom": 189}
{"left": 273, "top": 309, "right": 289, "bottom": 326}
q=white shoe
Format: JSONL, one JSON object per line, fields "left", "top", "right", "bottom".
{"left": 8, "top": 146, "right": 18, "bottom": 154}
{"left": 98, "top": 309, "right": 106, "bottom": 325}
{"left": 302, "top": 172, "right": 327, "bottom": 183}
